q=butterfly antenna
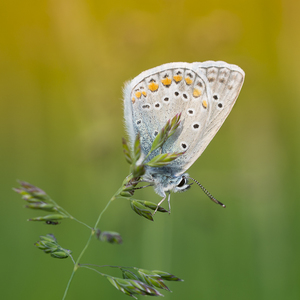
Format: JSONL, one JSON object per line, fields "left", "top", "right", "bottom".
{"left": 187, "top": 176, "right": 226, "bottom": 208}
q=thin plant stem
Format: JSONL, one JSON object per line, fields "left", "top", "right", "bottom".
{"left": 62, "top": 270, "right": 75, "bottom": 300}
{"left": 45, "top": 196, "right": 93, "bottom": 230}
{"left": 69, "top": 254, "right": 76, "bottom": 265}
{"left": 80, "top": 265, "right": 107, "bottom": 277}
{"left": 80, "top": 263, "right": 135, "bottom": 270}
{"left": 62, "top": 193, "right": 117, "bottom": 300}
{"left": 68, "top": 215, "right": 93, "bottom": 230}
{"left": 46, "top": 196, "right": 60, "bottom": 208}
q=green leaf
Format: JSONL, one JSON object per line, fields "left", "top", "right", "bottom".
{"left": 119, "top": 191, "right": 133, "bottom": 197}
{"left": 96, "top": 230, "right": 123, "bottom": 244}
{"left": 133, "top": 133, "right": 141, "bottom": 162}
{"left": 122, "top": 176, "right": 140, "bottom": 191}
{"left": 111, "top": 277, "right": 159, "bottom": 297}
{"left": 150, "top": 113, "right": 181, "bottom": 152}
{"left": 16, "top": 181, "right": 48, "bottom": 200}
{"left": 107, "top": 277, "right": 138, "bottom": 298}
{"left": 21, "top": 195, "right": 44, "bottom": 203}
{"left": 145, "top": 277, "right": 170, "bottom": 291}
{"left": 130, "top": 280, "right": 163, "bottom": 296}
{"left": 50, "top": 250, "right": 70, "bottom": 259}
{"left": 35, "top": 234, "right": 72, "bottom": 259}
{"left": 138, "top": 269, "right": 160, "bottom": 278}
{"left": 40, "top": 234, "right": 57, "bottom": 243}
{"left": 146, "top": 152, "right": 184, "bottom": 167}
{"left": 167, "top": 112, "right": 181, "bottom": 139}
{"left": 152, "top": 270, "right": 184, "bottom": 281}
{"left": 137, "top": 269, "right": 170, "bottom": 291}
{"left": 122, "top": 270, "right": 142, "bottom": 281}
{"left": 122, "top": 138, "right": 133, "bottom": 164}
{"left": 131, "top": 164, "right": 146, "bottom": 178}
{"left": 150, "top": 126, "right": 166, "bottom": 153}
{"left": 130, "top": 200, "right": 153, "bottom": 221}
{"left": 40, "top": 240, "right": 57, "bottom": 250}
{"left": 34, "top": 241, "right": 48, "bottom": 250}
{"left": 25, "top": 202, "right": 57, "bottom": 212}
{"left": 136, "top": 200, "right": 168, "bottom": 213}
{"left": 28, "top": 214, "right": 68, "bottom": 222}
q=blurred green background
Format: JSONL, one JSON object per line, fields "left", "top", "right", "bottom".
{"left": 1, "top": 0, "right": 300, "bottom": 299}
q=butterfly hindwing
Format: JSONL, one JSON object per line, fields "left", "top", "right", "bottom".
{"left": 189, "top": 61, "right": 245, "bottom": 168}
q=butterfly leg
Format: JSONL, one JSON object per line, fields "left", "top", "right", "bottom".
{"left": 153, "top": 194, "right": 166, "bottom": 215}
{"left": 167, "top": 192, "right": 171, "bottom": 214}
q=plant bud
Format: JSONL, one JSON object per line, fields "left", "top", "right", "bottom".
{"left": 152, "top": 270, "right": 183, "bottom": 281}
{"left": 130, "top": 201, "right": 153, "bottom": 221}
{"left": 50, "top": 250, "right": 70, "bottom": 259}
{"left": 28, "top": 214, "right": 67, "bottom": 222}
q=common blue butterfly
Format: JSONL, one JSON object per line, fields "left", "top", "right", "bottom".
{"left": 124, "top": 61, "right": 244, "bottom": 212}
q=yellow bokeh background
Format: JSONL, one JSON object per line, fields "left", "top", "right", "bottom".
{"left": 1, "top": 0, "right": 300, "bottom": 299}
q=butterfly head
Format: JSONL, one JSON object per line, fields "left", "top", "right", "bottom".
{"left": 172, "top": 175, "right": 192, "bottom": 193}
{"left": 144, "top": 173, "right": 192, "bottom": 197}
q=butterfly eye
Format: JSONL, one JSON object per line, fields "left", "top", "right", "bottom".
{"left": 177, "top": 177, "right": 186, "bottom": 187}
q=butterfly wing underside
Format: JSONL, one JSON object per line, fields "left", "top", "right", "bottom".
{"left": 124, "top": 61, "right": 244, "bottom": 176}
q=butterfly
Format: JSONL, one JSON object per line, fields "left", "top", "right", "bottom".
{"left": 123, "top": 61, "right": 244, "bottom": 212}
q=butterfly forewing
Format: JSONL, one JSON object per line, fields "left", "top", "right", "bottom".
{"left": 126, "top": 63, "right": 211, "bottom": 166}
{"left": 124, "top": 61, "right": 244, "bottom": 176}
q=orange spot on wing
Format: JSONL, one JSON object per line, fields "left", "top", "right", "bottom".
{"left": 132, "top": 97, "right": 135, "bottom": 103}
{"left": 173, "top": 75, "right": 182, "bottom": 83}
{"left": 161, "top": 77, "right": 172, "bottom": 86}
{"left": 185, "top": 77, "right": 193, "bottom": 85}
{"left": 202, "top": 100, "right": 208, "bottom": 108}
{"left": 193, "top": 88, "right": 202, "bottom": 98}
{"left": 135, "top": 91, "right": 142, "bottom": 98}
{"left": 142, "top": 91, "right": 147, "bottom": 96}
{"left": 148, "top": 82, "right": 159, "bottom": 92}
